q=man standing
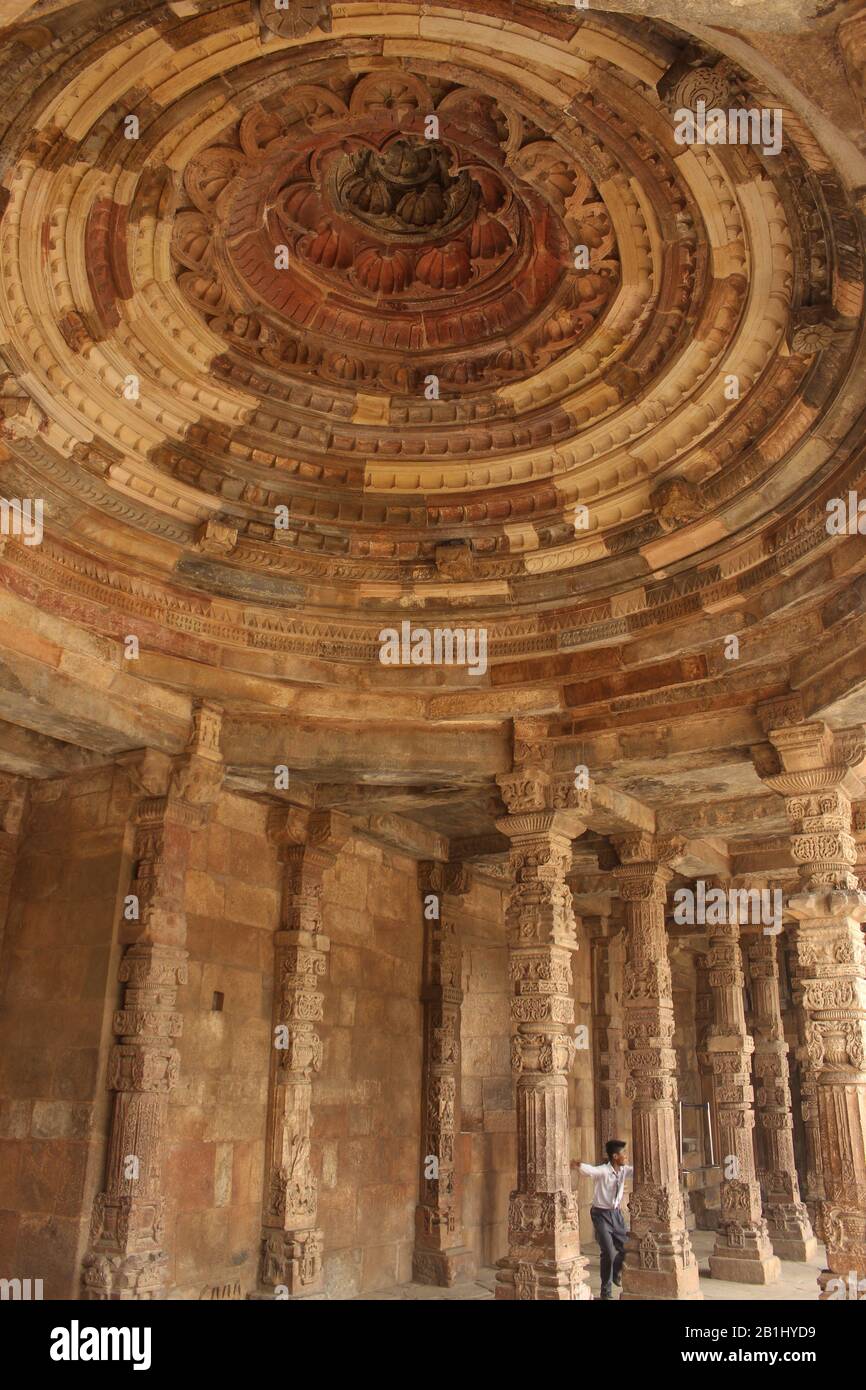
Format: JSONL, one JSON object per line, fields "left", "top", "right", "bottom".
{"left": 576, "top": 1139, "right": 632, "bottom": 1300}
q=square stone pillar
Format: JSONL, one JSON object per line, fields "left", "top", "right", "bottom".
{"left": 612, "top": 837, "right": 701, "bottom": 1300}
{"left": 81, "top": 704, "right": 224, "bottom": 1299}
{"left": 698, "top": 889, "right": 780, "bottom": 1285}
{"left": 755, "top": 718, "right": 866, "bottom": 1297}
{"left": 745, "top": 931, "right": 816, "bottom": 1260}
{"left": 254, "top": 807, "right": 349, "bottom": 1300}
{"left": 412, "top": 861, "right": 475, "bottom": 1285}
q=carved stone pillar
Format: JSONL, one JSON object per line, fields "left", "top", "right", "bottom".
{"left": 756, "top": 720, "right": 866, "bottom": 1297}
{"left": 0, "top": 773, "right": 27, "bottom": 957}
{"left": 746, "top": 932, "right": 816, "bottom": 1260}
{"left": 413, "top": 861, "right": 474, "bottom": 1285}
{"left": 612, "top": 837, "right": 701, "bottom": 1300}
{"left": 82, "top": 703, "right": 224, "bottom": 1299}
{"left": 255, "top": 807, "right": 349, "bottom": 1299}
{"left": 494, "top": 731, "right": 591, "bottom": 1300}
{"left": 699, "top": 894, "right": 780, "bottom": 1284}
{"left": 589, "top": 919, "right": 627, "bottom": 1152}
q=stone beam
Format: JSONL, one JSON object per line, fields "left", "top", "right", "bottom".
{"left": 0, "top": 718, "right": 105, "bottom": 778}
{"left": 222, "top": 718, "right": 510, "bottom": 784}
{"left": 353, "top": 813, "right": 449, "bottom": 863}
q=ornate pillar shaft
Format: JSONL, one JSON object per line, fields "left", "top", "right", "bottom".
{"left": 82, "top": 704, "right": 224, "bottom": 1300}
{"left": 256, "top": 808, "right": 349, "bottom": 1299}
{"left": 756, "top": 719, "right": 866, "bottom": 1297}
{"left": 613, "top": 837, "right": 700, "bottom": 1300}
{"left": 413, "top": 862, "right": 474, "bottom": 1285}
{"left": 589, "top": 921, "right": 626, "bottom": 1152}
{"left": 746, "top": 932, "right": 816, "bottom": 1260}
{"left": 699, "top": 897, "right": 779, "bottom": 1284}
{"left": 494, "top": 727, "right": 592, "bottom": 1300}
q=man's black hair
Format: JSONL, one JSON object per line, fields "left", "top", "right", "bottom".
{"left": 605, "top": 1139, "right": 626, "bottom": 1160}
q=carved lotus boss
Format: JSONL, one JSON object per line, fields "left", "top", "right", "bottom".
{"left": 172, "top": 74, "right": 620, "bottom": 395}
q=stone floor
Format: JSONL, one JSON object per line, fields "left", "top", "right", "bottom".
{"left": 358, "top": 1230, "right": 826, "bottom": 1300}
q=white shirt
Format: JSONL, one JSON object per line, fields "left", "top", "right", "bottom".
{"left": 579, "top": 1161, "right": 633, "bottom": 1210}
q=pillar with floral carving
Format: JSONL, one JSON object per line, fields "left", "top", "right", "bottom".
{"left": 82, "top": 703, "right": 224, "bottom": 1299}
{"left": 413, "top": 861, "right": 475, "bottom": 1284}
{"left": 612, "top": 837, "right": 701, "bottom": 1299}
{"left": 746, "top": 932, "right": 816, "bottom": 1260}
{"left": 699, "top": 889, "right": 779, "bottom": 1284}
{"left": 255, "top": 807, "right": 349, "bottom": 1299}
{"left": 494, "top": 733, "right": 591, "bottom": 1300}
{"left": 756, "top": 719, "right": 866, "bottom": 1297}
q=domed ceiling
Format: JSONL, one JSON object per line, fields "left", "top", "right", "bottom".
{"left": 0, "top": 0, "right": 864, "bottom": 812}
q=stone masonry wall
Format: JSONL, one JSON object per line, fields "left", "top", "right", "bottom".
{"left": 166, "top": 791, "right": 280, "bottom": 1301}
{"left": 314, "top": 834, "right": 423, "bottom": 1297}
{"left": 0, "top": 767, "right": 135, "bottom": 1299}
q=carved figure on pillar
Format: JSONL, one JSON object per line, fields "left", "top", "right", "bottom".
{"left": 255, "top": 807, "right": 350, "bottom": 1299}
{"left": 494, "top": 726, "right": 591, "bottom": 1300}
{"left": 755, "top": 719, "right": 866, "bottom": 1297}
{"left": 746, "top": 932, "right": 816, "bottom": 1261}
{"left": 413, "top": 861, "right": 474, "bottom": 1285}
{"left": 612, "top": 836, "right": 701, "bottom": 1300}
{"left": 698, "top": 886, "right": 780, "bottom": 1284}
{"left": 82, "top": 703, "right": 225, "bottom": 1300}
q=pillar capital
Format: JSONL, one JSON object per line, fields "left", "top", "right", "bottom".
{"left": 418, "top": 860, "right": 473, "bottom": 899}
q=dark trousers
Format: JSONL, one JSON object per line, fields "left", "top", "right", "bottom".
{"left": 590, "top": 1206, "right": 627, "bottom": 1297}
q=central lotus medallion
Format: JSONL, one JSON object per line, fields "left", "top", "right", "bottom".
{"left": 332, "top": 138, "right": 476, "bottom": 239}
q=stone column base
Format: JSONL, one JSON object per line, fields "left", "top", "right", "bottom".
{"left": 412, "top": 1245, "right": 476, "bottom": 1286}
{"left": 709, "top": 1250, "right": 781, "bottom": 1284}
{"left": 818, "top": 1268, "right": 866, "bottom": 1300}
{"left": 81, "top": 1251, "right": 168, "bottom": 1300}
{"left": 620, "top": 1270, "right": 702, "bottom": 1300}
{"left": 256, "top": 1229, "right": 325, "bottom": 1298}
{"left": 248, "top": 1289, "right": 328, "bottom": 1301}
{"left": 620, "top": 1232, "right": 702, "bottom": 1300}
{"left": 770, "top": 1233, "right": 817, "bottom": 1262}
{"left": 495, "top": 1253, "right": 592, "bottom": 1301}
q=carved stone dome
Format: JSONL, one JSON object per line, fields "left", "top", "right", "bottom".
{"left": 0, "top": 0, "right": 863, "bottom": 790}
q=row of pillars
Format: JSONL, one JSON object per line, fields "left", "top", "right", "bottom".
{"left": 475, "top": 717, "right": 866, "bottom": 1300}
{"left": 77, "top": 714, "right": 865, "bottom": 1301}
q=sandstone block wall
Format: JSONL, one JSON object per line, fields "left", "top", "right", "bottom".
{"left": 315, "top": 835, "right": 423, "bottom": 1297}
{"left": 166, "top": 792, "right": 279, "bottom": 1300}
{"left": 0, "top": 767, "right": 134, "bottom": 1298}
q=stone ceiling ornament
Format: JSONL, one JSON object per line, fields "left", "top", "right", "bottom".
{"left": 662, "top": 61, "right": 735, "bottom": 112}
{"left": 254, "top": 0, "right": 332, "bottom": 41}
